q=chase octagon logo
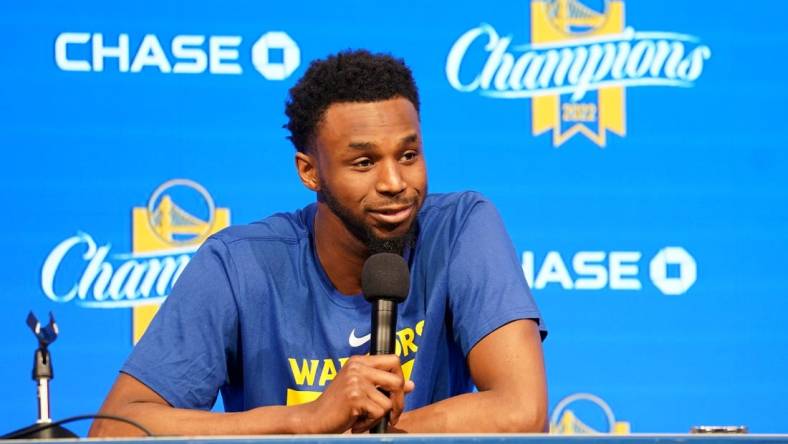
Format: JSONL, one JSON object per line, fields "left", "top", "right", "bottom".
{"left": 446, "top": 0, "right": 712, "bottom": 148}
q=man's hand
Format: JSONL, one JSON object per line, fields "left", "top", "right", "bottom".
{"left": 300, "top": 354, "right": 415, "bottom": 434}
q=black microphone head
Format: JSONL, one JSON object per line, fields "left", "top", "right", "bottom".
{"left": 361, "top": 253, "right": 410, "bottom": 303}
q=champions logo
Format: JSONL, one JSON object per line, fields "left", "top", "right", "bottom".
{"left": 40, "top": 179, "right": 230, "bottom": 344}
{"left": 446, "top": 0, "right": 712, "bottom": 147}
{"left": 550, "top": 393, "right": 630, "bottom": 434}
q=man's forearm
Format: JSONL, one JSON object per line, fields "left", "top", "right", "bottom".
{"left": 394, "top": 320, "right": 548, "bottom": 433}
{"left": 90, "top": 354, "right": 416, "bottom": 437}
{"left": 89, "top": 401, "right": 313, "bottom": 437}
{"left": 394, "top": 390, "right": 547, "bottom": 433}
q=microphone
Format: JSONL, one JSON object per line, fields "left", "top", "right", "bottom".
{"left": 361, "top": 253, "right": 410, "bottom": 434}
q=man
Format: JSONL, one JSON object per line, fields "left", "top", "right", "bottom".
{"left": 90, "top": 50, "right": 547, "bottom": 436}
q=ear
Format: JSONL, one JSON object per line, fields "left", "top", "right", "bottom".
{"left": 295, "top": 151, "right": 320, "bottom": 192}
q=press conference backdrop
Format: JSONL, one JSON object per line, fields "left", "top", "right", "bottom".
{"left": 2, "top": 0, "right": 787, "bottom": 436}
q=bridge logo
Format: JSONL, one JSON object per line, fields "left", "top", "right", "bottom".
{"left": 532, "top": 0, "right": 624, "bottom": 146}
{"left": 144, "top": 179, "right": 217, "bottom": 245}
{"left": 544, "top": 0, "right": 609, "bottom": 34}
{"left": 550, "top": 392, "right": 630, "bottom": 434}
{"left": 445, "top": 0, "right": 712, "bottom": 147}
{"left": 40, "top": 179, "right": 230, "bottom": 344}
{"left": 131, "top": 179, "right": 230, "bottom": 343}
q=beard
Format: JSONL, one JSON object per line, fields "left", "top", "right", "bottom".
{"left": 318, "top": 182, "right": 421, "bottom": 256}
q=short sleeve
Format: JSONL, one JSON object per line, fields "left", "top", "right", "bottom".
{"left": 447, "top": 197, "right": 546, "bottom": 356}
{"left": 121, "top": 237, "right": 239, "bottom": 410}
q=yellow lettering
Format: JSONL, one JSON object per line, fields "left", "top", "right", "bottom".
{"left": 319, "top": 359, "right": 338, "bottom": 386}
{"left": 415, "top": 320, "right": 424, "bottom": 336}
{"left": 288, "top": 358, "right": 319, "bottom": 386}
{"left": 401, "top": 359, "right": 415, "bottom": 381}
{"left": 397, "top": 327, "right": 417, "bottom": 357}
{"left": 338, "top": 357, "right": 349, "bottom": 368}
{"left": 286, "top": 388, "right": 322, "bottom": 406}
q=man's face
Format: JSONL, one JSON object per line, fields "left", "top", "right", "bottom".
{"left": 312, "top": 97, "right": 427, "bottom": 253}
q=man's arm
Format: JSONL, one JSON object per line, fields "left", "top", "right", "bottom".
{"left": 88, "top": 373, "right": 306, "bottom": 436}
{"left": 393, "top": 319, "right": 547, "bottom": 433}
{"left": 89, "top": 355, "right": 414, "bottom": 437}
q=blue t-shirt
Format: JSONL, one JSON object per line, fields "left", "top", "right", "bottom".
{"left": 122, "top": 191, "right": 545, "bottom": 412}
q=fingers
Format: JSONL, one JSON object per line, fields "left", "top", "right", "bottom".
{"left": 350, "top": 388, "right": 389, "bottom": 433}
{"left": 393, "top": 379, "right": 416, "bottom": 424}
{"left": 311, "top": 354, "right": 415, "bottom": 434}
{"left": 367, "top": 354, "right": 407, "bottom": 382}
{"left": 345, "top": 356, "right": 406, "bottom": 394}
{"left": 351, "top": 355, "right": 415, "bottom": 425}
{"left": 350, "top": 412, "right": 382, "bottom": 433}
{"left": 390, "top": 392, "right": 403, "bottom": 425}
{"left": 365, "top": 384, "right": 393, "bottom": 412}
{"left": 351, "top": 417, "right": 379, "bottom": 434}
{"left": 370, "top": 355, "right": 410, "bottom": 424}
{"left": 340, "top": 355, "right": 415, "bottom": 432}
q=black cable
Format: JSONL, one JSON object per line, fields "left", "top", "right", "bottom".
{"left": 1, "top": 413, "right": 153, "bottom": 439}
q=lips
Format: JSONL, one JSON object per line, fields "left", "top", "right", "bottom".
{"left": 368, "top": 204, "right": 414, "bottom": 225}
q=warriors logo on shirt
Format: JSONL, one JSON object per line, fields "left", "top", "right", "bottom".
{"left": 286, "top": 320, "right": 425, "bottom": 405}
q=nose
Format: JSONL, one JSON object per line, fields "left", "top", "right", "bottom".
{"left": 376, "top": 159, "right": 406, "bottom": 196}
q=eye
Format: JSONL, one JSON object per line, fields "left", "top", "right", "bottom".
{"left": 401, "top": 150, "right": 419, "bottom": 162}
{"left": 353, "top": 158, "right": 373, "bottom": 169}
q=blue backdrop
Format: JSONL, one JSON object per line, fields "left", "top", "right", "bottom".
{"left": 2, "top": 0, "right": 787, "bottom": 436}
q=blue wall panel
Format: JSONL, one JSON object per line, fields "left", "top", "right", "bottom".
{"left": 1, "top": 0, "right": 786, "bottom": 435}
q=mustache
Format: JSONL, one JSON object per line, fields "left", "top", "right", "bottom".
{"left": 365, "top": 195, "right": 419, "bottom": 211}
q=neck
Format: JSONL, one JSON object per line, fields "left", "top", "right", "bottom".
{"left": 313, "top": 202, "right": 368, "bottom": 295}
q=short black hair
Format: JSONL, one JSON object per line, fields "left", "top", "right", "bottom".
{"left": 284, "top": 49, "right": 420, "bottom": 153}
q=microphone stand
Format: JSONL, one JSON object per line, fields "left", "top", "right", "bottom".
{"left": 7, "top": 313, "right": 77, "bottom": 439}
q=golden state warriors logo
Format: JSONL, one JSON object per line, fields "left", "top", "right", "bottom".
{"left": 446, "top": 0, "right": 712, "bottom": 148}
{"left": 40, "top": 179, "right": 230, "bottom": 344}
{"left": 532, "top": 0, "right": 624, "bottom": 146}
{"left": 131, "top": 179, "right": 230, "bottom": 343}
{"left": 550, "top": 393, "right": 630, "bottom": 434}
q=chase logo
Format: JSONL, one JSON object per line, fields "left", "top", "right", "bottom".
{"left": 40, "top": 179, "right": 230, "bottom": 344}
{"left": 522, "top": 246, "right": 697, "bottom": 295}
{"left": 649, "top": 247, "right": 697, "bottom": 296}
{"left": 54, "top": 32, "right": 300, "bottom": 80}
{"left": 550, "top": 393, "right": 630, "bottom": 434}
{"left": 446, "top": 0, "right": 712, "bottom": 147}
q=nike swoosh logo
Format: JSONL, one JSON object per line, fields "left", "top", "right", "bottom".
{"left": 348, "top": 328, "right": 372, "bottom": 348}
